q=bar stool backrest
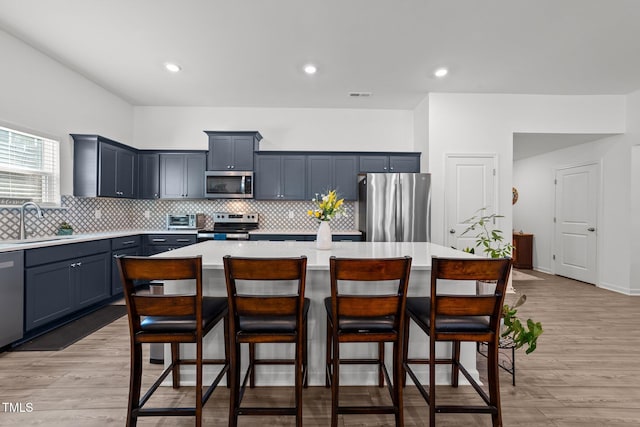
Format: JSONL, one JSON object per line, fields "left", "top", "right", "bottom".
{"left": 117, "top": 256, "right": 203, "bottom": 334}
{"left": 329, "top": 256, "right": 412, "bottom": 331}
{"left": 430, "top": 257, "right": 512, "bottom": 338}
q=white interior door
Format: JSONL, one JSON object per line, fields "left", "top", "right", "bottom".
{"left": 554, "top": 163, "right": 599, "bottom": 284}
{"left": 445, "top": 154, "right": 496, "bottom": 251}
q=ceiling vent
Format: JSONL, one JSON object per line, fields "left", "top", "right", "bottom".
{"left": 348, "top": 92, "right": 372, "bottom": 97}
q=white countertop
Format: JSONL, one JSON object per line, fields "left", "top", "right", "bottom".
{"left": 0, "top": 228, "right": 362, "bottom": 252}
{"left": 155, "top": 240, "right": 475, "bottom": 270}
{"left": 0, "top": 229, "right": 197, "bottom": 252}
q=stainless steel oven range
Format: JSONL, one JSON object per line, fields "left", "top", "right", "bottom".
{"left": 196, "top": 212, "right": 259, "bottom": 241}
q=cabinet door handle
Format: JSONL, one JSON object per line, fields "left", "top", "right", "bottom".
{"left": 70, "top": 263, "right": 76, "bottom": 268}
{"left": 122, "top": 240, "right": 136, "bottom": 245}
{"left": 587, "top": 227, "right": 596, "bottom": 232}
{"left": 449, "top": 229, "right": 456, "bottom": 234}
{"left": 0, "top": 261, "right": 15, "bottom": 270}
{"left": 76, "top": 262, "right": 82, "bottom": 267}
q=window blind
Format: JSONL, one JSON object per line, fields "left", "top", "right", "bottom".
{"left": 0, "top": 126, "right": 60, "bottom": 205}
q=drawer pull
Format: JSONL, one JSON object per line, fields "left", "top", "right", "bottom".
{"left": 152, "top": 238, "right": 167, "bottom": 242}
{"left": 122, "top": 240, "right": 136, "bottom": 245}
{"left": 176, "top": 239, "right": 191, "bottom": 243}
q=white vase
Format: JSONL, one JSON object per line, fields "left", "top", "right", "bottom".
{"left": 316, "top": 221, "right": 332, "bottom": 250}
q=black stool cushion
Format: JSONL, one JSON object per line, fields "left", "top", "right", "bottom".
{"left": 238, "top": 298, "right": 310, "bottom": 333}
{"left": 324, "top": 297, "right": 395, "bottom": 332}
{"left": 406, "top": 297, "right": 491, "bottom": 333}
{"left": 140, "top": 296, "right": 228, "bottom": 332}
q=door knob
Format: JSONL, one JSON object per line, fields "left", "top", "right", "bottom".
{"left": 449, "top": 229, "right": 456, "bottom": 234}
{"left": 587, "top": 227, "right": 595, "bottom": 232}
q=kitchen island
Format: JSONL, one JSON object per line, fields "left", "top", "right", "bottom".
{"left": 157, "top": 240, "right": 479, "bottom": 387}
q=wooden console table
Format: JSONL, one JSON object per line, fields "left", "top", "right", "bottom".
{"left": 512, "top": 233, "right": 533, "bottom": 269}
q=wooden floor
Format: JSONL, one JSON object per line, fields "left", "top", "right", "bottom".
{"left": 2, "top": 270, "right": 640, "bottom": 426}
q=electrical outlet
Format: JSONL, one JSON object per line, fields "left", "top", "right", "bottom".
{"left": 94, "top": 209, "right": 101, "bottom": 219}
{"left": 288, "top": 210, "right": 294, "bottom": 219}
{"left": 144, "top": 210, "right": 150, "bottom": 219}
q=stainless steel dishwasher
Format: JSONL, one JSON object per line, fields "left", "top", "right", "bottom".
{"left": 0, "top": 251, "right": 24, "bottom": 348}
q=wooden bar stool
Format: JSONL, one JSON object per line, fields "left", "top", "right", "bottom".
{"left": 402, "top": 257, "right": 512, "bottom": 427}
{"left": 223, "top": 255, "right": 309, "bottom": 427}
{"left": 325, "top": 256, "right": 412, "bottom": 427}
{"left": 116, "top": 255, "right": 229, "bottom": 427}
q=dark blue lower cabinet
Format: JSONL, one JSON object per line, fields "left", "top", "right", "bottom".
{"left": 25, "top": 252, "right": 110, "bottom": 332}
{"left": 249, "top": 234, "right": 362, "bottom": 242}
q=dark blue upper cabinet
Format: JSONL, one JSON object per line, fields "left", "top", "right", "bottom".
{"left": 205, "top": 131, "right": 262, "bottom": 171}
{"left": 255, "top": 154, "right": 306, "bottom": 200}
{"left": 72, "top": 134, "right": 138, "bottom": 198}
{"left": 307, "top": 155, "right": 357, "bottom": 201}
{"left": 359, "top": 153, "right": 420, "bottom": 173}
{"left": 159, "top": 153, "right": 206, "bottom": 199}
{"left": 138, "top": 153, "right": 159, "bottom": 199}
{"left": 389, "top": 155, "right": 420, "bottom": 172}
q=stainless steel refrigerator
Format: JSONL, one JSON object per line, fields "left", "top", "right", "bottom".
{"left": 358, "top": 173, "right": 431, "bottom": 242}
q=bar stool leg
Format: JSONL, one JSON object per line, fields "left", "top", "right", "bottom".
{"left": 488, "top": 342, "right": 503, "bottom": 427}
{"left": 249, "top": 343, "right": 256, "bottom": 388}
{"left": 171, "top": 342, "right": 180, "bottom": 388}
{"left": 325, "top": 317, "right": 332, "bottom": 387}
{"left": 393, "top": 339, "right": 404, "bottom": 427}
{"left": 127, "top": 342, "right": 143, "bottom": 427}
{"left": 228, "top": 340, "right": 241, "bottom": 427}
{"left": 378, "top": 342, "right": 385, "bottom": 387}
{"left": 296, "top": 340, "right": 303, "bottom": 427}
{"left": 303, "top": 319, "right": 309, "bottom": 388}
{"left": 451, "top": 340, "right": 461, "bottom": 387}
{"left": 330, "top": 336, "right": 340, "bottom": 427}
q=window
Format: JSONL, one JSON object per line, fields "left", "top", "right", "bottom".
{"left": 0, "top": 126, "right": 60, "bottom": 205}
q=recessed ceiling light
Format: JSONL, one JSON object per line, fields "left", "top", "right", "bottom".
{"left": 165, "top": 62, "right": 182, "bottom": 73}
{"left": 303, "top": 64, "right": 317, "bottom": 75}
{"left": 434, "top": 67, "right": 448, "bottom": 78}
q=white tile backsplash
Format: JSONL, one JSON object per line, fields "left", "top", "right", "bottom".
{"left": 0, "top": 196, "right": 356, "bottom": 240}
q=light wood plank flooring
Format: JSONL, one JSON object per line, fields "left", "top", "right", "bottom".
{"left": 1, "top": 270, "right": 639, "bottom": 426}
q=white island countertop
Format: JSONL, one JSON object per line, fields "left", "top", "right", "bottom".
{"left": 155, "top": 240, "right": 475, "bottom": 270}
{"left": 159, "top": 240, "right": 479, "bottom": 387}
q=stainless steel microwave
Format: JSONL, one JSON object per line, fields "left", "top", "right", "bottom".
{"left": 204, "top": 171, "right": 254, "bottom": 199}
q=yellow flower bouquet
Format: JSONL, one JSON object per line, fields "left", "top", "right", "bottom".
{"left": 307, "top": 190, "right": 344, "bottom": 221}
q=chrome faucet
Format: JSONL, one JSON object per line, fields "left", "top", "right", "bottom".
{"left": 19, "top": 201, "right": 44, "bottom": 239}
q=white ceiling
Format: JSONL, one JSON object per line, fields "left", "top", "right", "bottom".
{"left": 1, "top": 0, "right": 640, "bottom": 110}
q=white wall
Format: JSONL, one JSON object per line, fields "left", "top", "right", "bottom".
{"left": 0, "top": 30, "right": 133, "bottom": 196}
{"left": 513, "top": 136, "right": 630, "bottom": 294}
{"left": 413, "top": 96, "right": 429, "bottom": 172}
{"left": 428, "top": 93, "right": 625, "bottom": 249}
{"left": 428, "top": 93, "right": 630, "bottom": 293}
{"left": 623, "top": 90, "right": 640, "bottom": 295}
{"left": 133, "top": 107, "right": 414, "bottom": 152}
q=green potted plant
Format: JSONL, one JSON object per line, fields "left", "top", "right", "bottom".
{"left": 501, "top": 294, "right": 543, "bottom": 354}
{"left": 460, "top": 208, "right": 543, "bottom": 354}
{"left": 460, "top": 208, "right": 513, "bottom": 258}
{"left": 57, "top": 221, "right": 73, "bottom": 235}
